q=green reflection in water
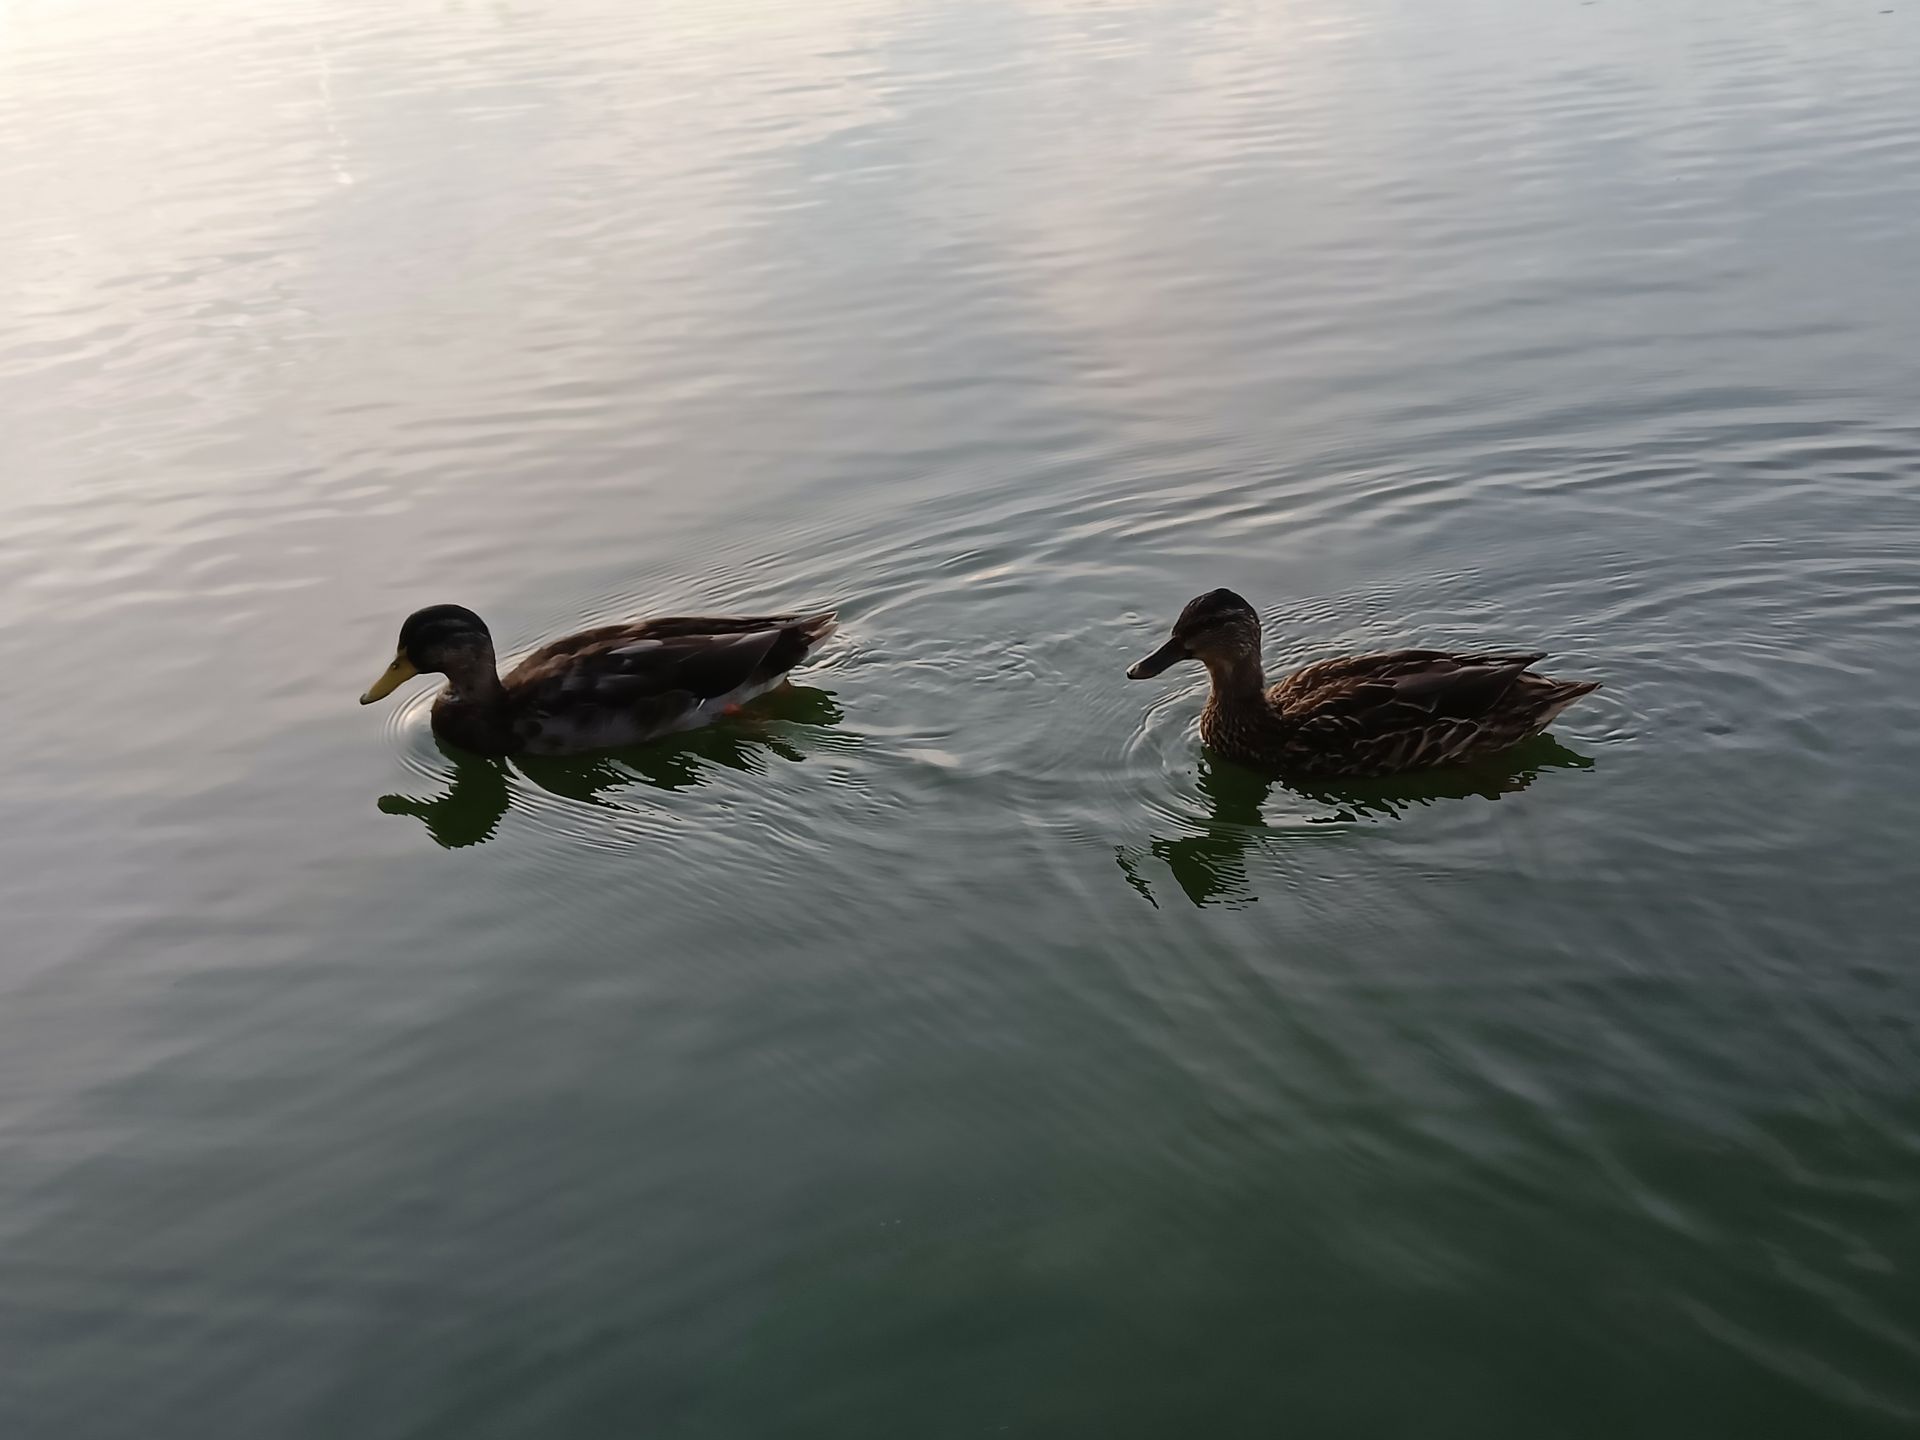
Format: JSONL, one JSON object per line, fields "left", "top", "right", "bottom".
{"left": 1121, "top": 736, "right": 1594, "bottom": 908}
{"left": 379, "top": 684, "right": 845, "bottom": 849}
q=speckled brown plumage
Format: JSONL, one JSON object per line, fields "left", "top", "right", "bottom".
{"left": 1129, "top": 589, "right": 1599, "bottom": 777}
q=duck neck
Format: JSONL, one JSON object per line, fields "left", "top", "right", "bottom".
{"left": 1201, "top": 650, "right": 1267, "bottom": 706}
{"left": 441, "top": 651, "right": 507, "bottom": 710}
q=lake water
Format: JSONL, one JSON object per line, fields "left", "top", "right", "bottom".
{"left": 4, "top": 0, "right": 1918, "bottom": 1434}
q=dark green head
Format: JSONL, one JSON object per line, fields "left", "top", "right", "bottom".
{"left": 1127, "top": 588, "right": 1262, "bottom": 679}
{"left": 360, "top": 604, "right": 496, "bottom": 704}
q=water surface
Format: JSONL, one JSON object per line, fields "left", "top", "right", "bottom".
{"left": 3, "top": 1, "right": 1919, "bottom": 1435}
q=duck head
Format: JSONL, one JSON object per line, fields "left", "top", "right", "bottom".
{"left": 361, "top": 604, "right": 499, "bottom": 704}
{"left": 1127, "top": 588, "right": 1262, "bottom": 679}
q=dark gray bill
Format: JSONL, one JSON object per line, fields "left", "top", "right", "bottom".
{"left": 1127, "top": 638, "right": 1188, "bottom": 679}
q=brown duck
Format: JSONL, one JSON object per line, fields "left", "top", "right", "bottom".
{"left": 1127, "top": 589, "right": 1599, "bottom": 777}
{"left": 360, "top": 603, "right": 838, "bottom": 756}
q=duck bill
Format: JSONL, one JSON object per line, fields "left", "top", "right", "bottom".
{"left": 1127, "top": 638, "right": 1188, "bottom": 680}
{"left": 360, "top": 653, "right": 418, "bottom": 705}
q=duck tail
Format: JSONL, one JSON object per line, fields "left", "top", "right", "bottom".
{"left": 797, "top": 611, "right": 839, "bottom": 647}
{"left": 1531, "top": 677, "right": 1601, "bottom": 728}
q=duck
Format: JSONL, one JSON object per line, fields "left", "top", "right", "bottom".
{"left": 1127, "top": 588, "right": 1599, "bottom": 777}
{"left": 359, "top": 603, "right": 838, "bottom": 756}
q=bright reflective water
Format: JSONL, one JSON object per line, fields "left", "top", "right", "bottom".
{"left": 3, "top": 1, "right": 1918, "bottom": 1435}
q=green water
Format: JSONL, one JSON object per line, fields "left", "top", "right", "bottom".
{"left": 4, "top": 1, "right": 1918, "bottom": 1435}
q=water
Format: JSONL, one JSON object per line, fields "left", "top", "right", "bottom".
{"left": 4, "top": 0, "right": 1918, "bottom": 1433}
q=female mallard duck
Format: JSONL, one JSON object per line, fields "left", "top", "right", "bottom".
{"left": 1128, "top": 588, "right": 1598, "bottom": 776}
{"left": 360, "top": 603, "right": 838, "bottom": 756}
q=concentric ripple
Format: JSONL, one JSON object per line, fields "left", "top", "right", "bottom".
{"left": 4, "top": 0, "right": 1920, "bottom": 1435}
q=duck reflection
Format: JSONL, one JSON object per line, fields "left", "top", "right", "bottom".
{"left": 378, "top": 684, "right": 843, "bottom": 848}
{"left": 1118, "top": 734, "right": 1593, "bottom": 908}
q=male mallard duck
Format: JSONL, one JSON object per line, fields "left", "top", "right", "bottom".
{"left": 360, "top": 604, "right": 838, "bottom": 756}
{"left": 1127, "top": 588, "right": 1599, "bottom": 776}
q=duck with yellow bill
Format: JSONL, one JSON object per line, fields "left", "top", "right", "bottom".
{"left": 361, "top": 603, "right": 838, "bottom": 756}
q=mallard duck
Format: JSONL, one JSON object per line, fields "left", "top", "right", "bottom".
{"left": 360, "top": 604, "right": 838, "bottom": 756}
{"left": 1127, "top": 588, "right": 1599, "bottom": 776}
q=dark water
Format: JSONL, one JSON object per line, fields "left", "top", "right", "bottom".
{"left": 4, "top": 0, "right": 1919, "bottom": 1434}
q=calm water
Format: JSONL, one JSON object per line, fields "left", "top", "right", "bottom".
{"left": 4, "top": 0, "right": 1919, "bottom": 1434}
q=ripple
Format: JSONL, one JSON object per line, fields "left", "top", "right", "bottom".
{"left": 7, "top": 0, "right": 1920, "bottom": 1433}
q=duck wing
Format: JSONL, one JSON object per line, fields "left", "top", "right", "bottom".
{"left": 1272, "top": 649, "right": 1546, "bottom": 711}
{"left": 504, "top": 613, "right": 837, "bottom": 751}
{"left": 1278, "top": 650, "right": 1551, "bottom": 774}
{"left": 512, "top": 613, "right": 834, "bottom": 671}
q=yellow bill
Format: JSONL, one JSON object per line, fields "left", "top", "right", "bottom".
{"left": 360, "top": 652, "right": 418, "bottom": 705}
